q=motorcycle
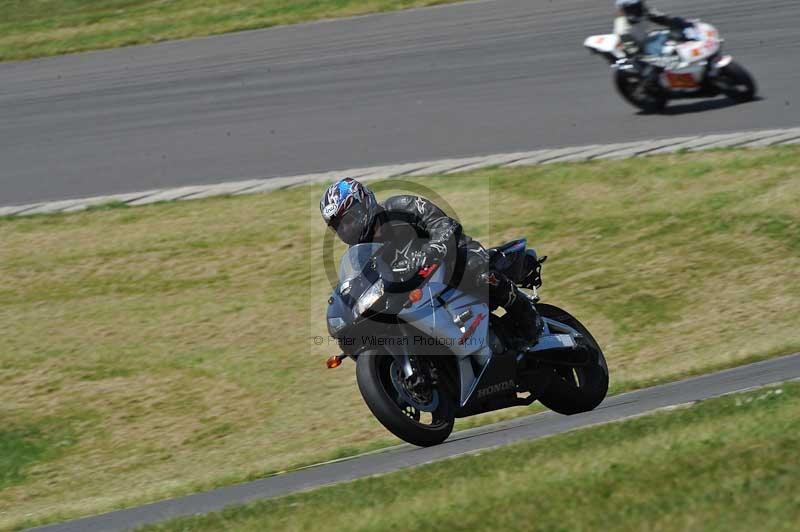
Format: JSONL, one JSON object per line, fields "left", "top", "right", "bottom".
{"left": 584, "top": 21, "right": 757, "bottom": 113}
{"left": 325, "top": 239, "right": 609, "bottom": 447}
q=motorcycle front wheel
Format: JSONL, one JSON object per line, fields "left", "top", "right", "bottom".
{"left": 536, "top": 304, "right": 609, "bottom": 415}
{"left": 715, "top": 61, "right": 757, "bottom": 102}
{"left": 356, "top": 351, "right": 454, "bottom": 447}
{"left": 614, "top": 69, "right": 667, "bottom": 113}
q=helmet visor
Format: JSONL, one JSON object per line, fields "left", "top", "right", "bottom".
{"left": 329, "top": 202, "right": 367, "bottom": 245}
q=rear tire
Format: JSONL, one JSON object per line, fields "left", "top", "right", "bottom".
{"left": 614, "top": 69, "right": 667, "bottom": 113}
{"left": 716, "top": 61, "right": 757, "bottom": 102}
{"left": 536, "top": 304, "right": 609, "bottom": 415}
{"left": 356, "top": 351, "right": 454, "bottom": 447}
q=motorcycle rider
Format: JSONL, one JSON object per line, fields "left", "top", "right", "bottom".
{"left": 320, "top": 177, "right": 542, "bottom": 346}
{"left": 614, "top": 0, "right": 695, "bottom": 56}
{"left": 614, "top": 0, "right": 696, "bottom": 86}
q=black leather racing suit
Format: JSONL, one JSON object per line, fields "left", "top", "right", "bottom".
{"left": 615, "top": 8, "right": 693, "bottom": 58}
{"left": 363, "top": 194, "right": 540, "bottom": 341}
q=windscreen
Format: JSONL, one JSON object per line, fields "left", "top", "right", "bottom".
{"left": 338, "top": 243, "right": 384, "bottom": 284}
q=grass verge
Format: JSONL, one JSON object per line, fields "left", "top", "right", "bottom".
{"left": 141, "top": 381, "right": 800, "bottom": 531}
{"left": 2, "top": 146, "right": 799, "bottom": 529}
{"left": 1, "top": 0, "right": 460, "bottom": 62}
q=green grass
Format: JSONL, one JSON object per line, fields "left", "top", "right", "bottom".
{"left": 141, "top": 381, "right": 800, "bottom": 531}
{"left": 0, "top": 421, "right": 75, "bottom": 491}
{"left": 0, "top": 0, "right": 460, "bottom": 62}
{"left": 2, "top": 146, "right": 800, "bottom": 529}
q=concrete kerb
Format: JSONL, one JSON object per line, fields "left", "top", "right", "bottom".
{"left": 645, "top": 134, "right": 739, "bottom": 155}
{"left": 60, "top": 192, "right": 161, "bottom": 213}
{"left": 548, "top": 142, "right": 643, "bottom": 162}
{"left": 19, "top": 199, "right": 96, "bottom": 216}
{"left": 593, "top": 136, "right": 699, "bottom": 160}
{"left": 742, "top": 129, "right": 800, "bottom": 148}
{"left": 443, "top": 152, "right": 533, "bottom": 173}
{"left": 180, "top": 179, "right": 270, "bottom": 200}
{"left": 406, "top": 156, "right": 489, "bottom": 176}
{"left": 1, "top": 204, "right": 43, "bottom": 216}
{"left": 3, "top": 127, "right": 800, "bottom": 218}
{"left": 127, "top": 186, "right": 215, "bottom": 206}
{"left": 540, "top": 145, "right": 608, "bottom": 164}
{"left": 503, "top": 147, "right": 577, "bottom": 167}
{"left": 698, "top": 129, "right": 790, "bottom": 150}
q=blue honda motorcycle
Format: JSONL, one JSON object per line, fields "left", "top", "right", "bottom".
{"left": 326, "top": 240, "right": 609, "bottom": 446}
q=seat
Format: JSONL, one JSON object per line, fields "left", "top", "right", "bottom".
{"left": 488, "top": 238, "right": 527, "bottom": 257}
{"left": 488, "top": 238, "right": 527, "bottom": 280}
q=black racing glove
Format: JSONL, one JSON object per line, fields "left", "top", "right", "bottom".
{"left": 409, "top": 242, "right": 446, "bottom": 271}
{"left": 672, "top": 17, "right": 693, "bottom": 29}
{"left": 670, "top": 17, "right": 695, "bottom": 39}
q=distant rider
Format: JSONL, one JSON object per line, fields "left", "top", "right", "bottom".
{"left": 613, "top": 0, "right": 695, "bottom": 57}
{"left": 613, "top": 0, "right": 698, "bottom": 88}
{"left": 320, "top": 178, "right": 542, "bottom": 346}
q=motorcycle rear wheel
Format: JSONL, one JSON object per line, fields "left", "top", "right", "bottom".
{"left": 356, "top": 351, "right": 454, "bottom": 447}
{"left": 536, "top": 304, "right": 609, "bottom": 415}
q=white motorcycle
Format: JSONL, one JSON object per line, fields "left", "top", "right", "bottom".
{"left": 585, "top": 21, "right": 757, "bottom": 113}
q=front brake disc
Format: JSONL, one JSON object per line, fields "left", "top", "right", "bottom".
{"left": 388, "top": 361, "right": 439, "bottom": 413}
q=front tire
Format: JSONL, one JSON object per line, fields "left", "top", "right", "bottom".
{"left": 716, "top": 61, "right": 757, "bottom": 102}
{"left": 356, "top": 351, "right": 454, "bottom": 447}
{"left": 614, "top": 69, "right": 667, "bottom": 113}
{"left": 536, "top": 304, "right": 609, "bottom": 415}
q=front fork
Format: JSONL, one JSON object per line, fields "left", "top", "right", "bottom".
{"left": 382, "top": 342, "right": 415, "bottom": 378}
{"left": 615, "top": 60, "right": 663, "bottom": 95}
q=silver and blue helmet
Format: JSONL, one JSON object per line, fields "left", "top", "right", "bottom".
{"left": 320, "top": 178, "right": 379, "bottom": 245}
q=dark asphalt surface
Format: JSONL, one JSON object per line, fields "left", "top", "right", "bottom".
{"left": 2, "top": 0, "right": 799, "bottom": 205}
{"left": 30, "top": 352, "right": 800, "bottom": 532}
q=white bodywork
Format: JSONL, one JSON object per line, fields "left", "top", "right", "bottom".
{"left": 661, "top": 22, "right": 722, "bottom": 91}
{"left": 674, "top": 22, "right": 721, "bottom": 64}
{"left": 586, "top": 21, "right": 730, "bottom": 92}
{"left": 583, "top": 33, "right": 626, "bottom": 60}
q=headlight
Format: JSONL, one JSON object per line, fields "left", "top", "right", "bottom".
{"left": 354, "top": 279, "right": 384, "bottom": 317}
{"left": 327, "top": 317, "right": 346, "bottom": 334}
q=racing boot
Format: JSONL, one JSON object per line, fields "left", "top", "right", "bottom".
{"left": 504, "top": 284, "right": 543, "bottom": 348}
{"left": 482, "top": 271, "right": 543, "bottom": 348}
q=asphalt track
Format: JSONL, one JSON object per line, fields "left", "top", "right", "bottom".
{"left": 31, "top": 352, "right": 800, "bottom": 532}
{"left": 2, "top": 0, "right": 799, "bottom": 205}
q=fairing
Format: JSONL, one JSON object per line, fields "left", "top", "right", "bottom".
{"left": 584, "top": 34, "right": 626, "bottom": 60}
{"left": 327, "top": 241, "right": 590, "bottom": 410}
